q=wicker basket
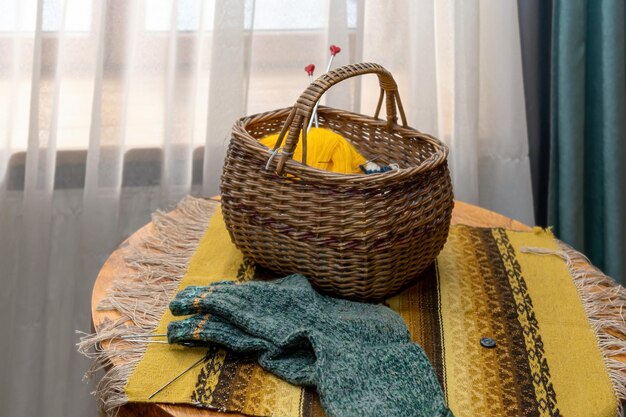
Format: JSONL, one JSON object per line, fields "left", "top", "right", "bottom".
{"left": 221, "top": 63, "right": 453, "bottom": 301}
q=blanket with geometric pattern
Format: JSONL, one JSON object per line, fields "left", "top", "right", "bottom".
{"left": 80, "top": 197, "right": 626, "bottom": 417}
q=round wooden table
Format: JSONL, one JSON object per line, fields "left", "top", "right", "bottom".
{"left": 91, "top": 200, "right": 531, "bottom": 417}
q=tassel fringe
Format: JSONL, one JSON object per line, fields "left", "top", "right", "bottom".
{"left": 521, "top": 244, "right": 626, "bottom": 416}
{"left": 77, "top": 196, "right": 216, "bottom": 415}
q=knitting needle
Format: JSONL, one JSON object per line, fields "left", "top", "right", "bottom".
{"left": 121, "top": 339, "right": 169, "bottom": 344}
{"left": 307, "top": 45, "right": 341, "bottom": 132}
{"left": 119, "top": 333, "right": 167, "bottom": 339}
{"left": 117, "top": 333, "right": 168, "bottom": 343}
{"left": 148, "top": 355, "right": 206, "bottom": 399}
{"left": 305, "top": 64, "right": 319, "bottom": 128}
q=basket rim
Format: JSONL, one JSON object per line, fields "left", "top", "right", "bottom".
{"left": 231, "top": 105, "right": 449, "bottom": 184}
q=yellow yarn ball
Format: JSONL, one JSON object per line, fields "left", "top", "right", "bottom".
{"left": 259, "top": 127, "right": 367, "bottom": 174}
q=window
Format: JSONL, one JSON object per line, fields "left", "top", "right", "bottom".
{"left": 144, "top": 0, "right": 357, "bottom": 32}
{"left": 0, "top": 0, "right": 92, "bottom": 32}
{"left": 1, "top": 0, "right": 359, "bottom": 156}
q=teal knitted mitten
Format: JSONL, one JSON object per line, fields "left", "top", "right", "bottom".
{"left": 168, "top": 274, "right": 453, "bottom": 417}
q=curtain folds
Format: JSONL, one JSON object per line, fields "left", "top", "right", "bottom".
{"left": 549, "top": 0, "right": 626, "bottom": 283}
{"left": 0, "top": 1, "right": 534, "bottom": 415}
{"left": 361, "top": 0, "right": 534, "bottom": 225}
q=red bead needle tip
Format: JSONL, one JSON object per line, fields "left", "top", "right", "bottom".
{"left": 304, "top": 64, "right": 315, "bottom": 76}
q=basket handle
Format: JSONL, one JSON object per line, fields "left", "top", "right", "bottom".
{"left": 268, "top": 62, "right": 408, "bottom": 175}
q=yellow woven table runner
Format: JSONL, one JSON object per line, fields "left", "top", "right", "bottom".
{"left": 84, "top": 197, "right": 626, "bottom": 417}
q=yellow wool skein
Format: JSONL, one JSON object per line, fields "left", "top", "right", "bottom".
{"left": 259, "top": 127, "right": 367, "bottom": 174}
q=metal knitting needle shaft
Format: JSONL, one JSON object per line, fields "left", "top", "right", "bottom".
{"left": 148, "top": 355, "right": 206, "bottom": 399}
{"left": 119, "top": 333, "right": 167, "bottom": 339}
{"left": 310, "top": 74, "right": 319, "bottom": 128}
{"left": 304, "top": 64, "right": 319, "bottom": 128}
{"left": 307, "top": 45, "right": 341, "bottom": 132}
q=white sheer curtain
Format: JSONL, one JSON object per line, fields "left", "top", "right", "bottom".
{"left": 0, "top": 0, "right": 533, "bottom": 416}
{"left": 360, "top": 1, "right": 534, "bottom": 223}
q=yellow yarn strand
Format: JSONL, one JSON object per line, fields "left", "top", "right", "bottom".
{"left": 259, "top": 127, "right": 367, "bottom": 174}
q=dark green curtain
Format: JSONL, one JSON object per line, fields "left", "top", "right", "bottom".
{"left": 549, "top": 1, "right": 626, "bottom": 283}
{"left": 517, "top": 0, "right": 553, "bottom": 226}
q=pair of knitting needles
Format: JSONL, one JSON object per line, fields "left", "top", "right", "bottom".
{"left": 305, "top": 44, "right": 342, "bottom": 132}
{"left": 118, "top": 332, "right": 207, "bottom": 399}
{"left": 148, "top": 355, "right": 207, "bottom": 399}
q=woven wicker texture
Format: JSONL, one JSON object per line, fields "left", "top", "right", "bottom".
{"left": 221, "top": 63, "right": 453, "bottom": 301}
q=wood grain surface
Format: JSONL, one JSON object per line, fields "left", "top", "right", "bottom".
{"left": 91, "top": 200, "right": 532, "bottom": 417}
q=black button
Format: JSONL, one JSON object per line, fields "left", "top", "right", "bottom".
{"left": 480, "top": 337, "right": 497, "bottom": 348}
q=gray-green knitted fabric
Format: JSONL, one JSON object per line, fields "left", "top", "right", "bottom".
{"left": 167, "top": 274, "right": 453, "bottom": 417}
